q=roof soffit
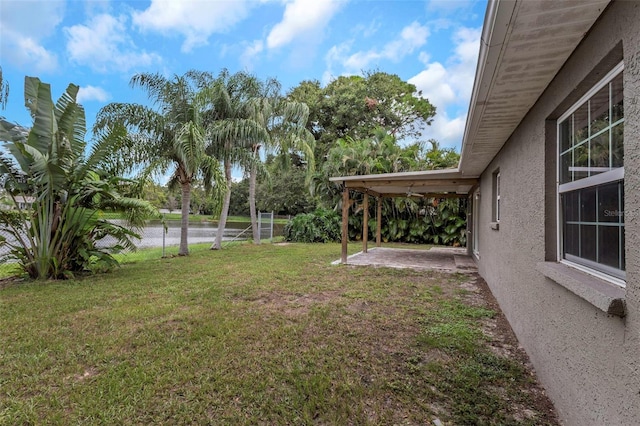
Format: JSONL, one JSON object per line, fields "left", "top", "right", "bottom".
{"left": 459, "top": 0, "right": 611, "bottom": 177}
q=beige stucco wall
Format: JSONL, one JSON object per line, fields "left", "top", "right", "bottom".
{"left": 475, "top": 1, "right": 640, "bottom": 424}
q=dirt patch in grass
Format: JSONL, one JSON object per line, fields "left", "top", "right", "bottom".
{"left": 236, "top": 268, "right": 560, "bottom": 425}
{"left": 473, "top": 275, "right": 559, "bottom": 422}
{"left": 0, "top": 275, "right": 26, "bottom": 290}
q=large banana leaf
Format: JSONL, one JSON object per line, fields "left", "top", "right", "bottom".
{"left": 24, "top": 77, "right": 57, "bottom": 155}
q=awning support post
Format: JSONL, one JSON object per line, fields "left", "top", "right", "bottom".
{"left": 376, "top": 196, "right": 382, "bottom": 247}
{"left": 362, "top": 193, "right": 368, "bottom": 253}
{"left": 341, "top": 185, "right": 349, "bottom": 264}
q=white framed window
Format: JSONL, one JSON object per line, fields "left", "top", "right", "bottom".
{"left": 496, "top": 172, "right": 501, "bottom": 222}
{"left": 557, "top": 62, "right": 625, "bottom": 285}
{"left": 492, "top": 170, "right": 500, "bottom": 223}
{"left": 472, "top": 190, "right": 480, "bottom": 257}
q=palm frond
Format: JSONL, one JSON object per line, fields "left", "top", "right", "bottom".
{"left": 174, "top": 121, "right": 205, "bottom": 177}
{"left": 129, "top": 72, "right": 170, "bottom": 106}
{"left": 94, "top": 103, "right": 166, "bottom": 137}
{"left": 0, "top": 118, "right": 29, "bottom": 144}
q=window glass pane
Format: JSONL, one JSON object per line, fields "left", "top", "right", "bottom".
{"left": 559, "top": 119, "right": 572, "bottom": 152}
{"left": 573, "top": 142, "right": 589, "bottom": 181}
{"left": 598, "top": 182, "right": 621, "bottom": 223}
{"left": 612, "top": 73, "right": 623, "bottom": 123}
{"left": 589, "top": 131, "right": 610, "bottom": 173}
{"left": 621, "top": 227, "right": 626, "bottom": 270}
{"left": 574, "top": 102, "right": 589, "bottom": 143}
{"left": 580, "top": 187, "right": 596, "bottom": 223}
{"left": 590, "top": 84, "right": 610, "bottom": 135}
{"left": 620, "top": 183, "right": 624, "bottom": 224}
{"left": 580, "top": 225, "right": 597, "bottom": 261}
{"left": 598, "top": 225, "right": 620, "bottom": 269}
{"left": 564, "top": 224, "right": 580, "bottom": 257}
{"left": 611, "top": 122, "right": 623, "bottom": 168}
{"left": 561, "top": 152, "right": 572, "bottom": 184}
{"left": 563, "top": 191, "right": 579, "bottom": 222}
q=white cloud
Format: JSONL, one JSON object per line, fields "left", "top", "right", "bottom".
{"left": 240, "top": 40, "right": 265, "bottom": 69}
{"left": 322, "top": 42, "right": 353, "bottom": 84}
{"left": 132, "top": 0, "right": 252, "bottom": 52}
{"left": 421, "top": 111, "right": 468, "bottom": 148}
{"left": 409, "top": 62, "right": 456, "bottom": 111}
{"left": 6, "top": 35, "right": 59, "bottom": 73}
{"left": 65, "top": 14, "right": 162, "bottom": 73}
{"left": 266, "top": 0, "right": 345, "bottom": 50}
{"left": 0, "top": 0, "right": 65, "bottom": 39}
{"left": 418, "top": 52, "right": 431, "bottom": 65}
{"left": 0, "top": 1, "right": 63, "bottom": 72}
{"left": 409, "top": 26, "right": 481, "bottom": 148}
{"left": 351, "top": 19, "right": 381, "bottom": 39}
{"left": 77, "top": 85, "right": 110, "bottom": 103}
{"left": 325, "top": 21, "right": 429, "bottom": 76}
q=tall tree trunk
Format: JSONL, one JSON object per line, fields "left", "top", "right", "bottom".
{"left": 249, "top": 146, "right": 260, "bottom": 244}
{"left": 212, "top": 158, "right": 232, "bottom": 250}
{"left": 179, "top": 180, "right": 191, "bottom": 256}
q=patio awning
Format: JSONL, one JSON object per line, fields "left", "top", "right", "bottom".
{"left": 328, "top": 168, "right": 478, "bottom": 198}
{"left": 329, "top": 169, "right": 478, "bottom": 264}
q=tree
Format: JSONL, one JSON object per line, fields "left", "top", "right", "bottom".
{"left": 0, "top": 77, "right": 156, "bottom": 279}
{"left": 257, "top": 154, "right": 315, "bottom": 216}
{"left": 244, "top": 80, "right": 315, "bottom": 244}
{"left": 424, "top": 139, "right": 459, "bottom": 170}
{"left": 202, "top": 70, "right": 269, "bottom": 250}
{"left": 228, "top": 179, "right": 249, "bottom": 216}
{"left": 141, "top": 181, "right": 168, "bottom": 209}
{"left": 287, "top": 71, "right": 436, "bottom": 160}
{"left": 94, "top": 71, "right": 225, "bottom": 256}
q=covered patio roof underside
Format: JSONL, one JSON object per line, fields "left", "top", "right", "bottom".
{"left": 329, "top": 169, "right": 478, "bottom": 198}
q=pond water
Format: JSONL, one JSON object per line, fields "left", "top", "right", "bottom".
{"left": 132, "top": 220, "right": 285, "bottom": 248}
{"left": 0, "top": 220, "right": 286, "bottom": 258}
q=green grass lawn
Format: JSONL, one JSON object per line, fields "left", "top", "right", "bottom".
{"left": 0, "top": 243, "right": 558, "bottom": 425}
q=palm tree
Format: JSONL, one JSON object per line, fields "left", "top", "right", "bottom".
{"left": 200, "top": 70, "right": 268, "bottom": 250}
{"left": 94, "top": 71, "right": 224, "bottom": 256}
{"left": 0, "top": 77, "right": 155, "bottom": 279}
{"left": 244, "top": 81, "right": 315, "bottom": 244}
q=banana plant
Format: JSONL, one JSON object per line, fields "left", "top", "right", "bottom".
{"left": 0, "top": 77, "right": 156, "bottom": 279}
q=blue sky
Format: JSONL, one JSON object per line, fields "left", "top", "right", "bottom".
{"left": 1, "top": 0, "right": 486, "bottom": 153}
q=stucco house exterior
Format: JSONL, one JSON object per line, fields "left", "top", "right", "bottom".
{"left": 331, "top": 0, "right": 640, "bottom": 424}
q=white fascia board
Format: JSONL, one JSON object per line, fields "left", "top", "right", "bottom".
{"left": 459, "top": 0, "right": 518, "bottom": 174}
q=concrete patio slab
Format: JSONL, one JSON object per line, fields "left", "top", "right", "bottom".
{"left": 332, "top": 246, "right": 477, "bottom": 273}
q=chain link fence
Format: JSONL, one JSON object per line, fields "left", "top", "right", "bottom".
{"left": 0, "top": 226, "right": 13, "bottom": 259}
{"left": 0, "top": 213, "right": 285, "bottom": 265}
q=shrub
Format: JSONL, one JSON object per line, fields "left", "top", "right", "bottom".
{"left": 284, "top": 208, "right": 341, "bottom": 243}
{"left": 0, "top": 77, "right": 156, "bottom": 279}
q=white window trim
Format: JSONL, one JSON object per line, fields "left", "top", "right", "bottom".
{"left": 557, "top": 61, "right": 624, "bottom": 122}
{"left": 495, "top": 172, "right": 501, "bottom": 223}
{"left": 472, "top": 190, "right": 480, "bottom": 258}
{"left": 559, "top": 259, "right": 626, "bottom": 288}
{"left": 555, "top": 61, "right": 625, "bottom": 287}
{"left": 559, "top": 167, "right": 624, "bottom": 193}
